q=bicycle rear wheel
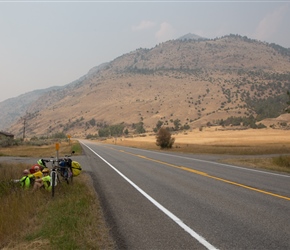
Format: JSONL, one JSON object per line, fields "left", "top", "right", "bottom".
{"left": 51, "top": 171, "right": 56, "bottom": 197}
{"left": 65, "top": 167, "right": 73, "bottom": 184}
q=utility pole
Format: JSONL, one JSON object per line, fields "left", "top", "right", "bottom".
{"left": 23, "top": 117, "right": 26, "bottom": 140}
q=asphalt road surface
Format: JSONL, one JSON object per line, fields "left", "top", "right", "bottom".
{"left": 76, "top": 140, "right": 290, "bottom": 250}
{"left": 2, "top": 141, "right": 289, "bottom": 249}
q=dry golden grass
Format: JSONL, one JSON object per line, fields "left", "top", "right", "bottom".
{"left": 0, "top": 141, "right": 115, "bottom": 249}
{"left": 0, "top": 141, "right": 76, "bottom": 157}
{"left": 102, "top": 128, "right": 290, "bottom": 173}
{"left": 105, "top": 128, "right": 290, "bottom": 155}
{"left": 0, "top": 163, "right": 48, "bottom": 248}
{"left": 0, "top": 163, "right": 115, "bottom": 250}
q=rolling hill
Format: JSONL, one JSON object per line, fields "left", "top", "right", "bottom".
{"left": 3, "top": 34, "right": 290, "bottom": 138}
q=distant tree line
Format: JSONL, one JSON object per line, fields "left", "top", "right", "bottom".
{"left": 215, "top": 116, "right": 266, "bottom": 129}
{"left": 245, "top": 94, "right": 288, "bottom": 121}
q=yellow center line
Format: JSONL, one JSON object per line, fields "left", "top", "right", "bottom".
{"left": 207, "top": 175, "right": 290, "bottom": 201}
{"left": 115, "top": 148, "right": 290, "bottom": 201}
{"left": 179, "top": 166, "right": 209, "bottom": 176}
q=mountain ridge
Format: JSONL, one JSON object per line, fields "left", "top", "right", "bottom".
{"left": 0, "top": 87, "right": 62, "bottom": 130}
{"left": 2, "top": 34, "right": 290, "bottom": 138}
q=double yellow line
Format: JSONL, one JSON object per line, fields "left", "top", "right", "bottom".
{"left": 119, "top": 149, "right": 290, "bottom": 201}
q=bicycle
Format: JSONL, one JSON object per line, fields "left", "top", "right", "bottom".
{"left": 43, "top": 151, "right": 75, "bottom": 197}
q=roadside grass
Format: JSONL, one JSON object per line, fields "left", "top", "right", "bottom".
{"left": 219, "top": 156, "right": 290, "bottom": 174}
{"left": 0, "top": 140, "right": 82, "bottom": 157}
{"left": 70, "top": 141, "right": 83, "bottom": 155}
{"left": 173, "top": 143, "right": 290, "bottom": 155}
{"left": 0, "top": 141, "right": 115, "bottom": 250}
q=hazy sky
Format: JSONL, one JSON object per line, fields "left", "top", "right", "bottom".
{"left": 1, "top": 1, "right": 290, "bottom": 102}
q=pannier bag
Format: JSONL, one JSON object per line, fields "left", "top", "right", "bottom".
{"left": 71, "top": 161, "right": 82, "bottom": 176}
{"left": 59, "top": 159, "right": 72, "bottom": 178}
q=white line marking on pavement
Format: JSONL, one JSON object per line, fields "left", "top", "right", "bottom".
{"left": 114, "top": 146, "right": 290, "bottom": 178}
{"left": 82, "top": 142, "right": 218, "bottom": 250}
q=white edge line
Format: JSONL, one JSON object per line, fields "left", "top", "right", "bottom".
{"left": 116, "top": 146, "right": 290, "bottom": 178}
{"left": 81, "top": 142, "right": 218, "bottom": 250}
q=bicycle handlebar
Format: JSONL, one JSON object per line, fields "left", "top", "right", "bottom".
{"left": 42, "top": 151, "right": 75, "bottom": 163}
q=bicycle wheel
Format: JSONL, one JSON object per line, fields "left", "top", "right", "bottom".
{"left": 63, "top": 167, "right": 72, "bottom": 184}
{"left": 68, "top": 167, "right": 73, "bottom": 184}
{"left": 51, "top": 171, "right": 56, "bottom": 197}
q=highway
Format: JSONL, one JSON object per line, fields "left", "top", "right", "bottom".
{"left": 79, "top": 140, "right": 290, "bottom": 250}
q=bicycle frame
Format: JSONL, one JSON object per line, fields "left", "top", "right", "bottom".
{"left": 43, "top": 154, "right": 74, "bottom": 197}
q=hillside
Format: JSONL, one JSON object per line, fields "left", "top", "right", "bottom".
{"left": 6, "top": 34, "right": 290, "bottom": 138}
{"left": 0, "top": 87, "right": 61, "bottom": 130}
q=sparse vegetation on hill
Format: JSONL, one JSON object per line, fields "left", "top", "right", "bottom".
{"left": 4, "top": 34, "right": 290, "bottom": 138}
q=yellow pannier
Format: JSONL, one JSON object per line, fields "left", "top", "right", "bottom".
{"left": 71, "top": 161, "right": 82, "bottom": 176}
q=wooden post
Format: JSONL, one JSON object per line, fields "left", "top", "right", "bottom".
{"left": 55, "top": 143, "right": 60, "bottom": 165}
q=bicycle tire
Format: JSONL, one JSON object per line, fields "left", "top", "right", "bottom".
{"left": 51, "top": 171, "right": 56, "bottom": 197}
{"left": 68, "top": 167, "right": 73, "bottom": 184}
{"left": 58, "top": 167, "right": 71, "bottom": 184}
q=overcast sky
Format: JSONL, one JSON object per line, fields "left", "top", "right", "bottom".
{"left": 0, "top": 1, "right": 289, "bottom": 102}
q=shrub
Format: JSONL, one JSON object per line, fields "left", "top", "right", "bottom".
{"left": 0, "top": 138, "right": 21, "bottom": 147}
{"left": 86, "top": 134, "right": 99, "bottom": 139}
{"left": 51, "top": 132, "right": 67, "bottom": 139}
{"left": 156, "top": 127, "right": 175, "bottom": 149}
{"left": 98, "top": 128, "right": 111, "bottom": 137}
{"left": 88, "top": 118, "right": 96, "bottom": 126}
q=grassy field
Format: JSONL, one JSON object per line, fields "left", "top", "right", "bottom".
{"left": 104, "top": 128, "right": 290, "bottom": 173}
{"left": 107, "top": 128, "right": 290, "bottom": 153}
{"left": 0, "top": 141, "right": 115, "bottom": 250}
